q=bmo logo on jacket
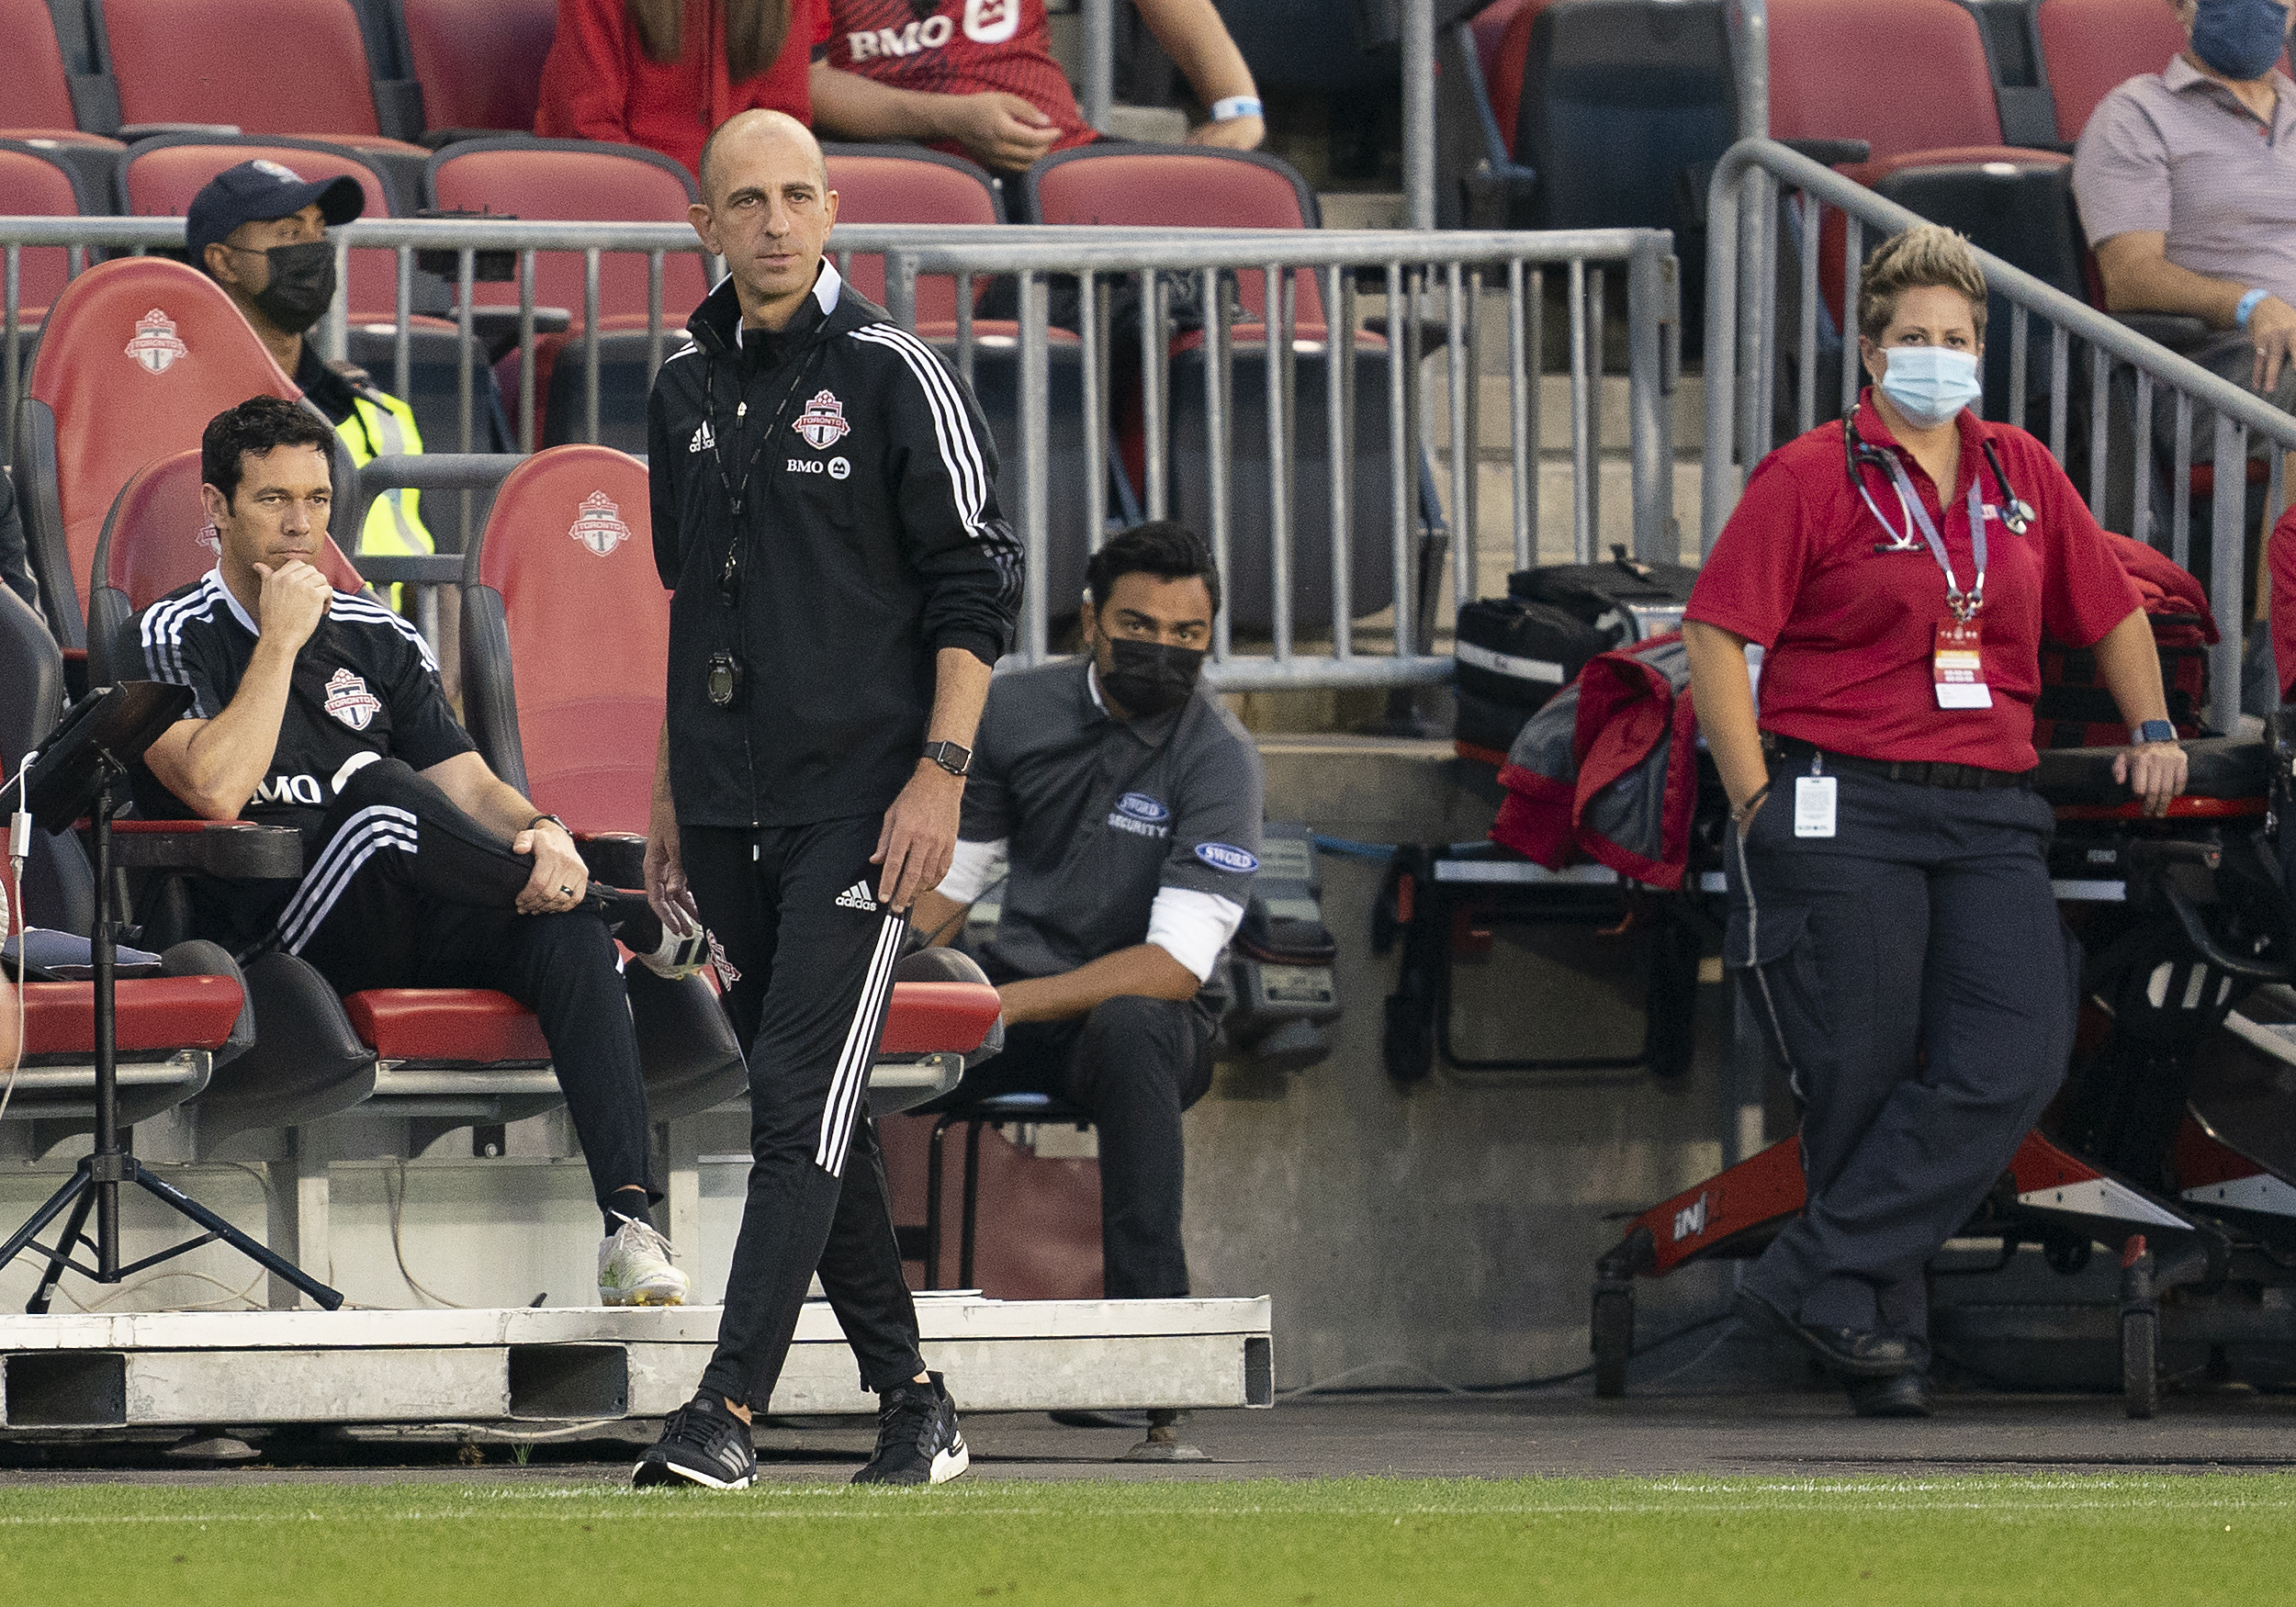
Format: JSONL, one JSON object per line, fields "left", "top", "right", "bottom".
{"left": 846, "top": 0, "right": 1014, "bottom": 59}
{"left": 847, "top": 12, "right": 954, "bottom": 58}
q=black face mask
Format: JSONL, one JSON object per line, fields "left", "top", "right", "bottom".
{"left": 246, "top": 241, "right": 337, "bottom": 336}
{"left": 1099, "top": 635, "right": 1205, "bottom": 718}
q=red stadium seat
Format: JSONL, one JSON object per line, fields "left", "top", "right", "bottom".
{"left": 426, "top": 138, "right": 706, "bottom": 449}
{"left": 400, "top": 0, "right": 556, "bottom": 133}
{"left": 98, "top": 0, "right": 421, "bottom": 149}
{"left": 1021, "top": 143, "right": 1399, "bottom": 634}
{"left": 119, "top": 137, "right": 401, "bottom": 318}
{"left": 822, "top": 143, "right": 1002, "bottom": 331}
{"left": 12, "top": 256, "right": 303, "bottom": 651}
{"left": 1483, "top": 0, "right": 1560, "bottom": 159}
{"left": 2037, "top": 0, "right": 2205, "bottom": 141}
{"left": 0, "top": 142, "right": 86, "bottom": 328}
{"left": 423, "top": 138, "right": 705, "bottom": 319}
{"left": 457, "top": 445, "right": 662, "bottom": 835}
{"left": 85, "top": 448, "right": 368, "bottom": 685}
{"left": 1028, "top": 144, "right": 1325, "bottom": 330}
{"left": 458, "top": 445, "right": 996, "bottom": 1113}
{"left": 1769, "top": 0, "right": 2006, "bottom": 159}
{"left": 0, "top": 0, "right": 82, "bottom": 134}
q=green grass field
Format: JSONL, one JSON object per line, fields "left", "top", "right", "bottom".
{"left": 0, "top": 1474, "right": 2287, "bottom": 1606}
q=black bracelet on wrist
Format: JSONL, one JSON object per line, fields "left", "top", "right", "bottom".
{"left": 1730, "top": 782, "right": 1771, "bottom": 825}
{"left": 525, "top": 813, "right": 568, "bottom": 837}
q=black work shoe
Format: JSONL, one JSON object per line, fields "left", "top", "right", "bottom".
{"left": 633, "top": 1393, "right": 757, "bottom": 1489}
{"left": 1733, "top": 1287, "right": 1917, "bottom": 1379}
{"left": 1848, "top": 1372, "right": 1933, "bottom": 1418}
{"left": 852, "top": 1372, "right": 969, "bottom": 1486}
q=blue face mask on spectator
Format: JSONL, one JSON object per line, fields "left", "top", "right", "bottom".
{"left": 1879, "top": 345, "right": 1983, "bottom": 429}
{"left": 2191, "top": 0, "right": 2290, "bottom": 82}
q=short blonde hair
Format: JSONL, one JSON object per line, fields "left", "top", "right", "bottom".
{"left": 1856, "top": 224, "right": 1988, "bottom": 346}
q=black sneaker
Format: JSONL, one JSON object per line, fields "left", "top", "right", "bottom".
{"left": 852, "top": 1372, "right": 968, "bottom": 1486}
{"left": 633, "top": 1393, "right": 757, "bottom": 1489}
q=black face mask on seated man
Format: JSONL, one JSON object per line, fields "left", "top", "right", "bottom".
{"left": 1101, "top": 636, "right": 1206, "bottom": 718}
{"left": 248, "top": 241, "right": 339, "bottom": 337}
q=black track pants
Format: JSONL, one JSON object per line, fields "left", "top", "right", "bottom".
{"left": 1728, "top": 762, "right": 2075, "bottom": 1351}
{"left": 263, "top": 758, "right": 658, "bottom": 1213}
{"left": 954, "top": 979, "right": 1217, "bottom": 1298}
{"left": 684, "top": 817, "right": 926, "bottom": 1409}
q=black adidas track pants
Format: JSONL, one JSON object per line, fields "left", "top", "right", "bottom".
{"left": 683, "top": 817, "right": 928, "bottom": 1409}
{"left": 261, "top": 758, "right": 658, "bottom": 1214}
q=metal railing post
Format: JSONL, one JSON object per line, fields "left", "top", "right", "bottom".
{"left": 1404, "top": 0, "right": 1435, "bottom": 230}
{"left": 1627, "top": 235, "right": 1672, "bottom": 564}
{"left": 1019, "top": 270, "right": 1050, "bottom": 663}
{"left": 2211, "top": 415, "right": 2245, "bottom": 731}
{"left": 1082, "top": 0, "right": 1114, "bottom": 132}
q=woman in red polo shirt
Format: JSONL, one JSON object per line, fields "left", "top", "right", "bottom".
{"left": 536, "top": 0, "right": 827, "bottom": 179}
{"left": 1683, "top": 225, "right": 2189, "bottom": 1419}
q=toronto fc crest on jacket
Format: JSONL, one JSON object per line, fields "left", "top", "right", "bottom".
{"left": 648, "top": 263, "right": 1023, "bottom": 828}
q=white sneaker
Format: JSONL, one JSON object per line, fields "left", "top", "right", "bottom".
{"left": 599, "top": 1215, "right": 691, "bottom": 1307}
{"left": 636, "top": 924, "right": 712, "bottom": 982}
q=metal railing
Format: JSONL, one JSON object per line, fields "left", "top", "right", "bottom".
{"left": 1703, "top": 139, "right": 2296, "bottom": 732}
{"left": 3, "top": 215, "right": 1680, "bottom": 687}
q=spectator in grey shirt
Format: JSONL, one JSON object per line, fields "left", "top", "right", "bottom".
{"left": 908, "top": 523, "right": 1263, "bottom": 1365}
{"left": 2074, "top": 0, "right": 2296, "bottom": 418}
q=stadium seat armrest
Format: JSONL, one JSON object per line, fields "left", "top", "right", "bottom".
{"left": 574, "top": 834, "right": 647, "bottom": 888}
{"left": 107, "top": 819, "right": 304, "bottom": 879}
{"left": 1778, "top": 138, "right": 1872, "bottom": 167}
{"left": 2115, "top": 312, "right": 2212, "bottom": 354}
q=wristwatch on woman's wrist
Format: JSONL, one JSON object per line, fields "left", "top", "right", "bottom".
{"left": 2132, "top": 719, "right": 2177, "bottom": 747}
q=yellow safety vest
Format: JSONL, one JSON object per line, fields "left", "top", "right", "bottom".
{"left": 334, "top": 386, "right": 433, "bottom": 558}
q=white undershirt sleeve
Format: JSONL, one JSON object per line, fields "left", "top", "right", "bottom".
{"left": 934, "top": 837, "right": 1008, "bottom": 905}
{"left": 1147, "top": 886, "right": 1247, "bottom": 983}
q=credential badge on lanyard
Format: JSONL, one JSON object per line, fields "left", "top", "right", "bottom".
{"left": 1882, "top": 455, "right": 1993, "bottom": 712}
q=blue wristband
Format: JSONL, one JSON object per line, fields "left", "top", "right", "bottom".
{"left": 2237, "top": 287, "right": 2270, "bottom": 328}
{"left": 1210, "top": 96, "right": 1262, "bottom": 122}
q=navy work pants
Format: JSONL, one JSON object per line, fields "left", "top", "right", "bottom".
{"left": 952, "top": 971, "right": 1219, "bottom": 1298}
{"left": 1728, "top": 759, "right": 2077, "bottom": 1354}
{"left": 682, "top": 818, "right": 928, "bottom": 1410}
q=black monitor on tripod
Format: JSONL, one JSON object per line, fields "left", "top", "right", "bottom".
{"left": 0, "top": 680, "right": 342, "bottom": 1312}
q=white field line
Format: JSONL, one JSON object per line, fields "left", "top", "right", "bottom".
{"left": 0, "top": 1495, "right": 2290, "bottom": 1528}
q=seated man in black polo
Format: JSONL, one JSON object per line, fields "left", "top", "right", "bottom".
{"left": 133, "top": 396, "right": 703, "bottom": 1306}
{"left": 910, "top": 522, "right": 1263, "bottom": 1367}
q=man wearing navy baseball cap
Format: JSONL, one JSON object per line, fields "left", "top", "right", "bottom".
{"left": 189, "top": 159, "right": 441, "bottom": 632}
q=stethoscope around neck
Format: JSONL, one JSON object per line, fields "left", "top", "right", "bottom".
{"left": 1842, "top": 399, "right": 2033, "bottom": 551}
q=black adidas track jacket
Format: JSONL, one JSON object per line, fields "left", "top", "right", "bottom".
{"left": 649, "top": 264, "right": 1023, "bottom": 829}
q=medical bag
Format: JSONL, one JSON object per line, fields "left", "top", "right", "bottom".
{"left": 1510, "top": 546, "right": 1700, "bottom": 644}
{"left": 2035, "top": 617, "right": 2210, "bottom": 747}
{"left": 1454, "top": 594, "right": 1611, "bottom": 713}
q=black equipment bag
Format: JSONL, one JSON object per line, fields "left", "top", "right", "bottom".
{"left": 1512, "top": 546, "right": 1700, "bottom": 644}
{"left": 1454, "top": 594, "right": 1611, "bottom": 711}
{"left": 1453, "top": 685, "right": 1534, "bottom": 760}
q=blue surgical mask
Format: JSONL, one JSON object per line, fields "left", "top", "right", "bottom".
{"left": 1878, "top": 345, "right": 1983, "bottom": 429}
{"left": 2191, "top": 0, "right": 2290, "bottom": 82}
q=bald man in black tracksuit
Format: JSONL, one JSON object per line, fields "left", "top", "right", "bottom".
{"left": 634, "top": 110, "right": 1020, "bottom": 1491}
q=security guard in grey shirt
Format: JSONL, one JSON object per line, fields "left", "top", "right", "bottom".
{"left": 912, "top": 522, "right": 1264, "bottom": 1307}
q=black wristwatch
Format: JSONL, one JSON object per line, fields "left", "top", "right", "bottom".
{"left": 2132, "top": 719, "right": 2177, "bottom": 747}
{"left": 525, "top": 812, "right": 570, "bottom": 836}
{"left": 922, "top": 739, "right": 973, "bottom": 778}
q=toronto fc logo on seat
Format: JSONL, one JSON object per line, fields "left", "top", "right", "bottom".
{"left": 568, "top": 490, "right": 634, "bottom": 556}
{"left": 794, "top": 390, "right": 850, "bottom": 451}
{"left": 322, "top": 668, "right": 382, "bottom": 730}
{"left": 125, "top": 309, "right": 188, "bottom": 375}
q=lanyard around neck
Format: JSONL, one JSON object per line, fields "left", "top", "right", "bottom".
{"left": 1883, "top": 454, "right": 1986, "bottom": 622}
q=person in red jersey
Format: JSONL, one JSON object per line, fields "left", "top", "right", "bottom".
{"left": 537, "top": 0, "right": 831, "bottom": 178}
{"left": 809, "top": 0, "right": 1262, "bottom": 173}
{"left": 1685, "top": 225, "right": 2188, "bottom": 1421}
